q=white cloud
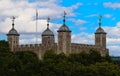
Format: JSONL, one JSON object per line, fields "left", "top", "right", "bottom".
{"left": 112, "top": 17, "right": 116, "bottom": 21}
{"left": 86, "top": 3, "right": 98, "bottom": 6}
{"left": 104, "top": 14, "right": 111, "bottom": 18}
{"left": 19, "top": 34, "right": 41, "bottom": 44}
{"left": 104, "top": 22, "right": 120, "bottom": 41}
{"left": 75, "top": 19, "right": 87, "bottom": 26}
{"left": 103, "top": 22, "right": 120, "bottom": 56}
{"left": 85, "top": 14, "right": 98, "bottom": 18}
{"left": 70, "top": 19, "right": 87, "bottom": 26}
{"left": 0, "top": 0, "right": 82, "bottom": 44}
{"left": 36, "top": 1, "right": 82, "bottom": 18}
{"left": 104, "top": 2, "right": 120, "bottom": 9}
{"left": 108, "top": 45, "right": 120, "bottom": 56}
{"left": 17, "top": 20, "right": 60, "bottom": 44}
{"left": 107, "top": 38, "right": 120, "bottom": 45}
{"left": 72, "top": 32, "right": 94, "bottom": 44}
{"left": 117, "top": 22, "right": 120, "bottom": 27}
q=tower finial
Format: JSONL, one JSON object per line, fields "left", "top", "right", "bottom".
{"left": 47, "top": 17, "right": 50, "bottom": 28}
{"left": 99, "top": 15, "right": 102, "bottom": 27}
{"left": 12, "top": 16, "right": 15, "bottom": 28}
{"left": 63, "top": 11, "right": 67, "bottom": 24}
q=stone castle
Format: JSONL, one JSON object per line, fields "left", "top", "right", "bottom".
{"left": 6, "top": 13, "right": 108, "bottom": 59}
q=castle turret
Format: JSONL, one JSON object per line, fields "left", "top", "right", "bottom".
{"left": 95, "top": 15, "right": 106, "bottom": 48}
{"left": 7, "top": 17, "right": 20, "bottom": 52}
{"left": 57, "top": 11, "right": 71, "bottom": 55}
{"left": 42, "top": 17, "right": 55, "bottom": 50}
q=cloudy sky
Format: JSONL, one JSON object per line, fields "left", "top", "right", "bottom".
{"left": 0, "top": 0, "right": 120, "bottom": 56}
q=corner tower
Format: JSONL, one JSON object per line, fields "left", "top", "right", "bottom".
{"left": 7, "top": 17, "right": 20, "bottom": 52}
{"left": 57, "top": 11, "right": 71, "bottom": 55}
{"left": 42, "top": 17, "right": 55, "bottom": 50}
{"left": 95, "top": 15, "right": 106, "bottom": 48}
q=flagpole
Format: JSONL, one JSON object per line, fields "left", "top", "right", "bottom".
{"left": 36, "top": 9, "right": 38, "bottom": 44}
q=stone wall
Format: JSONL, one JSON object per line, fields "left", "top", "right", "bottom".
{"left": 14, "top": 44, "right": 41, "bottom": 58}
{"left": 57, "top": 32, "right": 71, "bottom": 55}
{"left": 71, "top": 43, "right": 108, "bottom": 56}
{"left": 14, "top": 43, "right": 58, "bottom": 59}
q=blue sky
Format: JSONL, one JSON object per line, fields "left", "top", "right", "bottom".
{"left": 0, "top": 0, "right": 120, "bottom": 56}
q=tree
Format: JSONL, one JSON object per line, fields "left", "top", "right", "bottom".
{"left": 90, "top": 62, "right": 120, "bottom": 76}
{"left": 0, "top": 40, "right": 9, "bottom": 52}
{"left": 0, "top": 43, "right": 119, "bottom": 76}
{"left": 14, "top": 51, "right": 39, "bottom": 76}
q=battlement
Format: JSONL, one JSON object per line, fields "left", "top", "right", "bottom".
{"left": 16, "top": 44, "right": 41, "bottom": 48}
{"left": 72, "top": 43, "right": 95, "bottom": 48}
{"left": 71, "top": 43, "right": 99, "bottom": 53}
{"left": 15, "top": 44, "right": 42, "bottom": 52}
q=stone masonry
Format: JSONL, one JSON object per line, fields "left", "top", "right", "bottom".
{"left": 7, "top": 15, "right": 108, "bottom": 59}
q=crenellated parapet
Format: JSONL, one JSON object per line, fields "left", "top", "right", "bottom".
{"left": 15, "top": 44, "right": 41, "bottom": 53}
{"left": 71, "top": 43, "right": 108, "bottom": 56}
{"left": 16, "top": 44, "right": 41, "bottom": 48}
{"left": 14, "top": 43, "right": 58, "bottom": 59}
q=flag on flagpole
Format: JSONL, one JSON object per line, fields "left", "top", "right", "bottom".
{"left": 48, "top": 17, "right": 50, "bottom": 22}
{"left": 36, "top": 9, "right": 38, "bottom": 19}
{"left": 64, "top": 11, "right": 67, "bottom": 16}
{"left": 35, "top": 9, "right": 38, "bottom": 44}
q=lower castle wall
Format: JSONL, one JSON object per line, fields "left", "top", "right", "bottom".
{"left": 14, "top": 44, "right": 41, "bottom": 58}
{"left": 14, "top": 43, "right": 58, "bottom": 59}
{"left": 13, "top": 43, "right": 108, "bottom": 59}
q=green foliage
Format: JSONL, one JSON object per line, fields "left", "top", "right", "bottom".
{"left": 14, "top": 51, "right": 40, "bottom": 76}
{"left": 0, "top": 44, "right": 119, "bottom": 76}
{"left": 15, "top": 51, "right": 38, "bottom": 64}
{"left": 90, "top": 62, "right": 120, "bottom": 76}
{"left": 0, "top": 40, "right": 10, "bottom": 52}
{"left": 43, "top": 49, "right": 56, "bottom": 60}
{"left": 68, "top": 50, "right": 112, "bottom": 66}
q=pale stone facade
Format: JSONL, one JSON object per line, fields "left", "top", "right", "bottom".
{"left": 7, "top": 16, "right": 108, "bottom": 59}
{"left": 57, "top": 24, "right": 71, "bottom": 55}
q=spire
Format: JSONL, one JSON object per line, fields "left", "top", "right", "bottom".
{"left": 95, "top": 15, "right": 106, "bottom": 34}
{"left": 42, "top": 17, "right": 54, "bottom": 36}
{"left": 7, "top": 16, "right": 19, "bottom": 36}
{"left": 12, "top": 16, "right": 15, "bottom": 28}
{"left": 99, "top": 15, "right": 102, "bottom": 27}
{"left": 47, "top": 17, "right": 50, "bottom": 29}
{"left": 63, "top": 11, "right": 67, "bottom": 24}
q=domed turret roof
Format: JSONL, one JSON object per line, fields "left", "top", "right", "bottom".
{"left": 58, "top": 24, "right": 71, "bottom": 32}
{"left": 42, "top": 28, "right": 54, "bottom": 36}
{"left": 7, "top": 16, "right": 19, "bottom": 36}
{"left": 95, "top": 27, "right": 105, "bottom": 33}
{"left": 7, "top": 28, "right": 19, "bottom": 36}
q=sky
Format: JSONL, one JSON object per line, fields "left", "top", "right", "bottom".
{"left": 0, "top": 0, "right": 120, "bottom": 56}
